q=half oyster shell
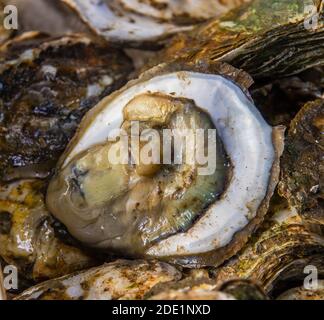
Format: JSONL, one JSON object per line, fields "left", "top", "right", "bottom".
{"left": 47, "top": 61, "right": 284, "bottom": 267}
{"left": 0, "top": 33, "right": 133, "bottom": 181}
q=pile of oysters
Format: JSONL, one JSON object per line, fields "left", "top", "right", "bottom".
{"left": 0, "top": 0, "right": 323, "bottom": 300}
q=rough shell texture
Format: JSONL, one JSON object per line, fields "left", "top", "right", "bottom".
{"left": 62, "top": 0, "right": 250, "bottom": 46}
{"left": 16, "top": 260, "right": 182, "bottom": 300}
{"left": 279, "top": 100, "right": 324, "bottom": 232}
{"left": 159, "top": 0, "right": 324, "bottom": 79}
{"left": 0, "top": 33, "right": 133, "bottom": 181}
{"left": 147, "top": 278, "right": 267, "bottom": 300}
{"left": 0, "top": 180, "right": 96, "bottom": 281}
{"left": 277, "top": 280, "right": 324, "bottom": 300}
{"left": 214, "top": 202, "right": 324, "bottom": 296}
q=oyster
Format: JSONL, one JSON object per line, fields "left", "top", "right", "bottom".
{"left": 147, "top": 278, "right": 267, "bottom": 300}
{"left": 277, "top": 281, "right": 324, "bottom": 300}
{"left": 160, "top": 0, "right": 324, "bottom": 79}
{"left": 0, "top": 179, "right": 96, "bottom": 281}
{"left": 214, "top": 202, "right": 324, "bottom": 296}
{"left": 279, "top": 99, "right": 324, "bottom": 233}
{"left": 47, "top": 61, "right": 284, "bottom": 267}
{"left": 63, "top": 0, "right": 250, "bottom": 45}
{"left": 0, "top": 33, "right": 133, "bottom": 181}
{"left": 16, "top": 259, "right": 182, "bottom": 300}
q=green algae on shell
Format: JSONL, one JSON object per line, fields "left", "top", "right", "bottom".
{"left": 161, "top": 0, "right": 324, "bottom": 79}
{"left": 62, "top": 0, "right": 251, "bottom": 46}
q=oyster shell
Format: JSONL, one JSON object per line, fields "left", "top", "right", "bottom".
{"left": 16, "top": 259, "right": 182, "bottom": 300}
{"left": 46, "top": 61, "right": 284, "bottom": 267}
{"left": 147, "top": 278, "right": 267, "bottom": 300}
{"left": 0, "top": 33, "right": 133, "bottom": 181}
{"left": 279, "top": 99, "right": 324, "bottom": 233}
{"left": 214, "top": 202, "right": 324, "bottom": 296}
{"left": 277, "top": 280, "right": 324, "bottom": 300}
{"left": 0, "top": 180, "right": 96, "bottom": 281}
{"left": 63, "top": 0, "right": 250, "bottom": 46}
{"left": 160, "top": 0, "right": 324, "bottom": 79}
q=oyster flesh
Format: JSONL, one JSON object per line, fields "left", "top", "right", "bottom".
{"left": 0, "top": 33, "right": 133, "bottom": 181}
{"left": 47, "top": 61, "right": 284, "bottom": 267}
{"left": 63, "top": 0, "right": 250, "bottom": 45}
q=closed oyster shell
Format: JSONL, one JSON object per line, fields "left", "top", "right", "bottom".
{"left": 15, "top": 259, "right": 182, "bottom": 300}
{"left": 0, "top": 33, "right": 133, "bottom": 182}
{"left": 213, "top": 203, "right": 324, "bottom": 296}
{"left": 160, "top": 0, "right": 324, "bottom": 79}
{"left": 279, "top": 100, "right": 324, "bottom": 233}
{"left": 146, "top": 278, "right": 267, "bottom": 300}
{"left": 277, "top": 280, "right": 324, "bottom": 300}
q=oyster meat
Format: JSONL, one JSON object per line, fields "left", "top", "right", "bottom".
{"left": 63, "top": 0, "right": 250, "bottom": 45}
{"left": 0, "top": 33, "right": 133, "bottom": 181}
{"left": 16, "top": 259, "right": 182, "bottom": 300}
{"left": 47, "top": 61, "right": 284, "bottom": 267}
{"left": 279, "top": 99, "right": 324, "bottom": 232}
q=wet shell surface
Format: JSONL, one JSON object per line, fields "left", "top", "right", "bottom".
{"left": 63, "top": 0, "right": 249, "bottom": 45}
{"left": 16, "top": 259, "right": 182, "bottom": 300}
{"left": 47, "top": 61, "right": 284, "bottom": 267}
{"left": 0, "top": 32, "right": 133, "bottom": 182}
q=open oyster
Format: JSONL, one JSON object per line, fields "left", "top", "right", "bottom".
{"left": 16, "top": 259, "right": 182, "bottom": 300}
{"left": 0, "top": 33, "right": 133, "bottom": 181}
{"left": 63, "top": 0, "right": 250, "bottom": 46}
{"left": 160, "top": 0, "right": 324, "bottom": 79}
{"left": 47, "top": 61, "right": 284, "bottom": 267}
{"left": 279, "top": 100, "right": 324, "bottom": 233}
